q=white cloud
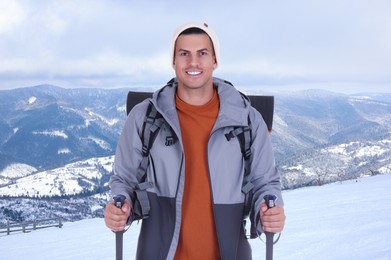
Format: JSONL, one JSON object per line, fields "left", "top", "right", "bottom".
{"left": 0, "top": 0, "right": 390, "bottom": 92}
{"left": 0, "top": 0, "right": 26, "bottom": 33}
{"left": 42, "top": 11, "right": 68, "bottom": 35}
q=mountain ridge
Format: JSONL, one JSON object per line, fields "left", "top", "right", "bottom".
{"left": 0, "top": 84, "right": 390, "bottom": 221}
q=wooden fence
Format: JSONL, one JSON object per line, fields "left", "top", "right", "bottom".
{"left": 0, "top": 217, "right": 63, "bottom": 235}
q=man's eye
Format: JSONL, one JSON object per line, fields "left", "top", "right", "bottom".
{"left": 200, "top": 51, "right": 208, "bottom": 56}
{"left": 179, "top": 52, "right": 188, "bottom": 56}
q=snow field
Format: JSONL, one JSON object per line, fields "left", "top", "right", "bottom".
{"left": 1, "top": 174, "right": 390, "bottom": 260}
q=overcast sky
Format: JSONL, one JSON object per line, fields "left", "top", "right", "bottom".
{"left": 1, "top": 0, "right": 390, "bottom": 93}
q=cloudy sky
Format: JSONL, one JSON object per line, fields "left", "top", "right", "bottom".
{"left": 0, "top": 0, "right": 390, "bottom": 93}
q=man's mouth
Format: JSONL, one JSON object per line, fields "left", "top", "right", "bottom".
{"left": 186, "top": 71, "right": 202, "bottom": 76}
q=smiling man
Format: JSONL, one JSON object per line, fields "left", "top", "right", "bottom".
{"left": 104, "top": 22, "right": 285, "bottom": 260}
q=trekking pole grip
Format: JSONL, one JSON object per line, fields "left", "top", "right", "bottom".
{"left": 264, "top": 194, "right": 277, "bottom": 260}
{"left": 264, "top": 194, "right": 277, "bottom": 210}
{"left": 113, "top": 194, "right": 126, "bottom": 209}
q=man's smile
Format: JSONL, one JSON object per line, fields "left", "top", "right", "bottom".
{"left": 186, "top": 70, "right": 202, "bottom": 76}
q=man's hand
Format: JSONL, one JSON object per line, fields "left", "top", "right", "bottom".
{"left": 104, "top": 200, "right": 131, "bottom": 232}
{"left": 260, "top": 204, "right": 285, "bottom": 233}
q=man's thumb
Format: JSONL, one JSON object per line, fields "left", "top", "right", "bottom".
{"left": 260, "top": 203, "right": 268, "bottom": 213}
{"left": 122, "top": 201, "right": 131, "bottom": 214}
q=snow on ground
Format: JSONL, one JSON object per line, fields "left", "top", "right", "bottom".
{"left": 28, "top": 96, "right": 37, "bottom": 104}
{"left": 1, "top": 174, "right": 390, "bottom": 260}
{"left": 0, "top": 163, "right": 37, "bottom": 179}
{"left": 32, "top": 130, "right": 68, "bottom": 139}
{"left": 0, "top": 156, "right": 114, "bottom": 197}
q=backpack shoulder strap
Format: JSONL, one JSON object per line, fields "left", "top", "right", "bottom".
{"left": 139, "top": 102, "right": 164, "bottom": 173}
{"left": 133, "top": 102, "right": 164, "bottom": 220}
{"left": 225, "top": 116, "right": 253, "bottom": 219}
{"left": 132, "top": 101, "right": 177, "bottom": 221}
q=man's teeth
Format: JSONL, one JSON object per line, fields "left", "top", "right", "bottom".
{"left": 187, "top": 71, "right": 201, "bottom": 75}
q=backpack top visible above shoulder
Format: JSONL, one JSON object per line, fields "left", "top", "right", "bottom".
{"left": 126, "top": 91, "right": 274, "bottom": 133}
{"left": 126, "top": 91, "right": 152, "bottom": 115}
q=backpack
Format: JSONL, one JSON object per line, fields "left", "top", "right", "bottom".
{"left": 126, "top": 80, "right": 274, "bottom": 236}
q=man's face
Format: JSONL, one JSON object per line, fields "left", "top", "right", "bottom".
{"left": 173, "top": 33, "right": 217, "bottom": 92}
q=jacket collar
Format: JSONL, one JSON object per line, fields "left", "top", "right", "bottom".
{"left": 151, "top": 77, "right": 251, "bottom": 131}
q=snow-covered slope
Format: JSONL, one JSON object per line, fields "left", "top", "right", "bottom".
{"left": 0, "top": 156, "right": 113, "bottom": 197}
{"left": 281, "top": 138, "right": 391, "bottom": 188}
{"left": 1, "top": 174, "right": 390, "bottom": 260}
{"left": 0, "top": 163, "right": 37, "bottom": 186}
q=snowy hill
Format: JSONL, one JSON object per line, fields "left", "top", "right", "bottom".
{"left": 281, "top": 138, "right": 391, "bottom": 188}
{"left": 1, "top": 174, "right": 390, "bottom": 260}
{"left": 0, "top": 156, "right": 113, "bottom": 197}
{"left": 0, "top": 163, "right": 37, "bottom": 186}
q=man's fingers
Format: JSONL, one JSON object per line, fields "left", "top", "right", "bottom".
{"left": 260, "top": 206, "right": 285, "bottom": 233}
{"left": 105, "top": 215, "right": 127, "bottom": 231}
{"left": 104, "top": 203, "right": 130, "bottom": 231}
{"left": 262, "top": 206, "right": 282, "bottom": 215}
{"left": 263, "top": 225, "right": 283, "bottom": 233}
{"left": 262, "top": 217, "right": 284, "bottom": 233}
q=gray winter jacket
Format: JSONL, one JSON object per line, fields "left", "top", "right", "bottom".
{"left": 109, "top": 77, "right": 283, "bottom": 260}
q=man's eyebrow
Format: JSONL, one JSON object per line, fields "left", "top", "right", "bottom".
{"left": 177, "top": 48, "right": 210, "bottom": 52}
{"left": 197, "top": 48, "right": 210, "bottom": 53}
{"left": 178, "top": 48, "right": 190, "bottom": 52}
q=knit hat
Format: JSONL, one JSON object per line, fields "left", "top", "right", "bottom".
{"left": 171, "top": 22, "right": 220, "bottom": 68}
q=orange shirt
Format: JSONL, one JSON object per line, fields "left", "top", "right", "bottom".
{"left": 174, "top": 90, "right": 220, "bottom": 260}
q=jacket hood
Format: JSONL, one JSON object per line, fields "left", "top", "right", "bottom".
{"left": 151, "top": 77, "right": 251, "bottom": 131}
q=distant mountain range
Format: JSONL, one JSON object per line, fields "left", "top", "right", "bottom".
{"left": 0, "top": 84, "right": 129, "bottom": 170}
{"left": 272, "top": 90, "right": 391, "bottom": 187}
{"left": 0, "top": 85, "right": 390, "bottom": 222}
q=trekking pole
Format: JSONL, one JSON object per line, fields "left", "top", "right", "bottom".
{"left": 264, "top": 194, "right": 277, "bottom": 260}
{"left": 113, "top": 195, "right": 126, "bottom": 260}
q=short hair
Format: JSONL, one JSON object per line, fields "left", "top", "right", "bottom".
{"left": 178, "top": 27, "right": 207, "bottom": 36}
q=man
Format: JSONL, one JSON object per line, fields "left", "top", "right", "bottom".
{"left": 104, "top": 22, "right": 285, "bottom": 259}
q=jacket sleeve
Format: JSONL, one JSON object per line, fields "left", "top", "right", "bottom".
{"left": 109, "top": 100, "right": 149, "bottom": 207}
{"left": 248, "top": 108, "right": 284, "bottom": 234}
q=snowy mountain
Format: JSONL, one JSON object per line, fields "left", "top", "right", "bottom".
{"left": 269, "top": 89, "right": 391, "bottom": 188}
{"left": 0, "top": 85, "right": 129, "bottom": 170}
{"left": 1, "top": 85, "right": 390, "bottom": 172}
{"left": 271, "top": 89, "right": 391, "bottom": 159}
{"left": 0, "top": 85, "right": 391, "bottom": 222}
{"left": 1, "top": 174, "right": 390, "bottom": 260}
